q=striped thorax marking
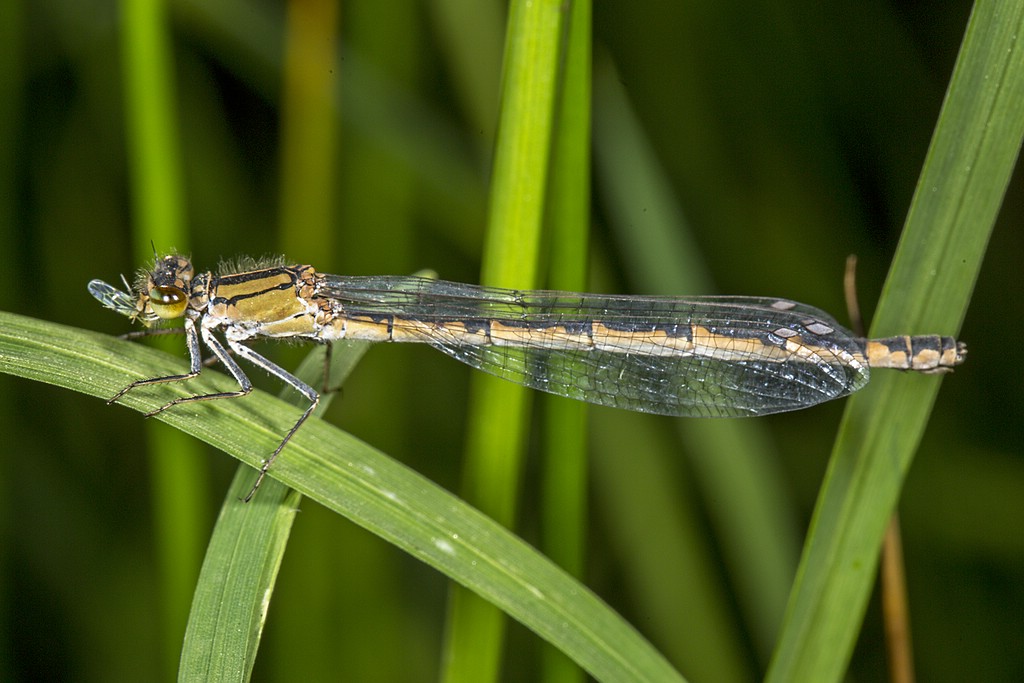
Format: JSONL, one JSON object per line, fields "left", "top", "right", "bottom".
{"left": 205, "top": 265, "right": 322, "bottom": 340}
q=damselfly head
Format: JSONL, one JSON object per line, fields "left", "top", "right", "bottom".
{"left": 89, "top": 254, "right": 195, "bottom": 325}
{"left": 142, "top": 255, "right": 194, "bottom": 321}
{"left": 145, "top": 254, "right": 194, "bottom": 289}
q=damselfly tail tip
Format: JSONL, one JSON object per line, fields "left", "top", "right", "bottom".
{"left": 948, "top": 340, "right": 968, "bottom": 370}
{"left": 910, "top": 337, "right": 967, "bottom": 375}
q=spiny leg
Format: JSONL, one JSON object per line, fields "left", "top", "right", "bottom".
{"left": 118, "top": 327, "right": 224, "bottom": 369}
{"left": 144, "top": 324, "right": 252, "bottom": 417}
{"left": 229, "top": 342, "right": 320, "bottom": 502}
{"left": 108, "top": 317, "right": 204, "bottom": 404}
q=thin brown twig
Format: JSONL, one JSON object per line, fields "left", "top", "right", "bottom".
{"left": 843, "top": 254, "right": 916, "bottom": 683}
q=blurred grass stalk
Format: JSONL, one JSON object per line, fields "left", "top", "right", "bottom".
{"left": 0, "top": 4, "right": 20, "bottom": 682}
{"left": 539, "top": 1, "right": 591, "bottom": 681}
{"left": 278, "top": 0, "right": 339, "bottom": 262}
{"left": 119, "top": 0, "right": 206, "bottom": 674}
{"left": 442, "top": 0, "right": 566, "bottom": 681}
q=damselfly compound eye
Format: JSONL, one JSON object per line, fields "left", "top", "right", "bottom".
{"left": 148, "top": 285, "right": 188, "bottom": 319}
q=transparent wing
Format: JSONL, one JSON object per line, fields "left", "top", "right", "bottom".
{"left": 318, "top": 275, "right": 870, "bottom": 417}
{"left": 88, "top": 279, "right": 138, "bottom": 318}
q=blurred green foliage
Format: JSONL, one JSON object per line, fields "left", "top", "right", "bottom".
{"left": 0, "top": 0, "right": 1020, "bottom": 681}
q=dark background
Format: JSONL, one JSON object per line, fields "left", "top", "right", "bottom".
{"left": 0, "top": 1, "right": 1020, "bottom": 681}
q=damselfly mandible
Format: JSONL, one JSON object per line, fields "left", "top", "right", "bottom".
{"left": 89, "top": 255, "right": 966, "bottom": 500}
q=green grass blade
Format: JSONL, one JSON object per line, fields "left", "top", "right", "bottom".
{"left": 178, "top": 476, "right": 301, "bottom": 682}
{"left": 178, "top": 342, "right": 367, "bottom": 681}
{"left": 0, "top": 313, "right": 685, "bottom": 683}
{"left": 444, "top": 1, "right": 566, "bottom": 680}
{"left": 540, "top": 2, "right": 591, "bottom": 681}
{"left": 767, "top": 3, "right": 1024, "bottom": 681}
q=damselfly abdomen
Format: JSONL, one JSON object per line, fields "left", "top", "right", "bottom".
{"left": 89, "top": 255, "right": 966, "bottom": 499}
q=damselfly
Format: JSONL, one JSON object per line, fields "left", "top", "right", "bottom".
{"left": 89, "top": 255, "right": 966, "bottom": 500}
